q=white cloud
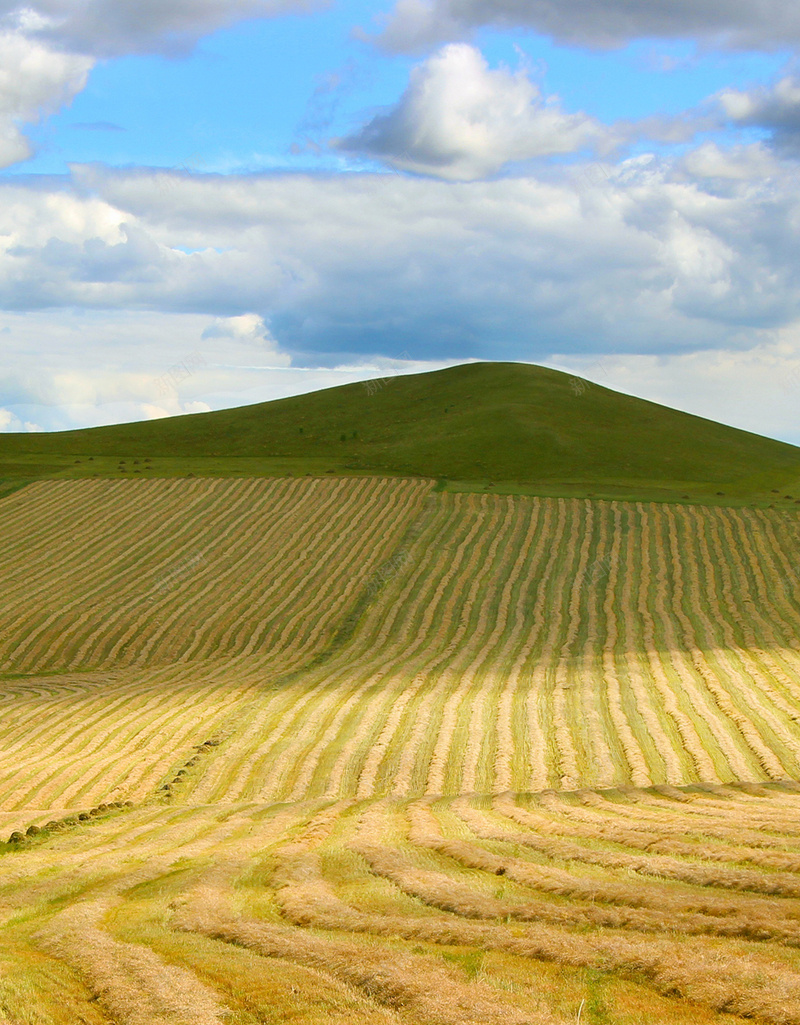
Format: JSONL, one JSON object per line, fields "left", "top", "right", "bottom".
{"left": 0, "top": 30, "right": 92, "bottom": 167}
{"left": 3, "top": 162, "right": 800, "bottom": 441}
{"left": 375, "top": 0, "right": 800, "bottom": 54}
{"left": 676, "top": 141, "right": 781, "bottom": 181}
{"left": 201, "top": 312, "right": 291, "bottom": 364}
{"left": 0, "top": 0, "right": 325, "bottom": 57}
{"left": 717, "top": 76, "right": 800, "bottom": 156}
{"left": 0, "top": 307, "right": 455, "bottom": 430}
{"left": 48, "top": 160, "right": 800, "bottom": 358}
{"left": 0, "top": 407, "right": 41, "bottom": 432}
{"left": 336, "top": 44, "right": 606, "bottom": 180}
{"left": 3, "top": 158, "right": 800, "bottom": 420}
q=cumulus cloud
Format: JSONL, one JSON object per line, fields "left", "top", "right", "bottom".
{"left": 0, "top": 30, "right": 92, "bottom": 167}
{"left": 0, "top": 0, "right": 324, "bottom": 58}
{"left": 676, "top": 140, "right": 782, "bottom": 181}
{"left": 336, "top": 44, "right": 606, "bottom": 179}
{"left": 718, "top": 76, "right": 800, "bottom": 157}
{"left": 0, "top": 159, "right": 789, "bottom": 367}
{"left": 375, "top": 0, "right": 800, "bottom": 53}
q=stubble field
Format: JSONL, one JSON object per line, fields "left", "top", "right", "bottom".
{"left": 3, "top": 476, "right": 800, "bottom": 1024}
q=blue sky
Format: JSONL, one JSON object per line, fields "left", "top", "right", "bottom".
{"left": 15, "top": 8, "right": 790, "bottom": 176}
{"left": 3, "top": 0, "right": 800, "bottom": 441}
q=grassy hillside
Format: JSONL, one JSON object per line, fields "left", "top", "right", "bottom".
{"left": 2, "top": 361, "right": 800, "bottom": 503}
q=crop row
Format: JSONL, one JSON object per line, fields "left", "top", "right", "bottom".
{"left": 2, "top": 483, "right": 800, "bottom": 816}
{"left": 4, "top": 784, "right": 800, "bottom": 1024}
{"left": 0, "top": 477, "right": 430, "bottom": 813}
{"left": 179, "top": 493, "right": 800, "bottom": 802}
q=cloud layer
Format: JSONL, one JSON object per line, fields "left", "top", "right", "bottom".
{"left": 0, "top": 307, "right": 455, "bottom": 431}
{"left": 4, "top": 158, "right": 800, "bottom": 440}
{"left": 337, "top": 44, "right": 605, "bottom": 179}
{"left": 0, "top": 0, "right": 323, "bottom": 57}
{"left": 0, "top": 157, "right": 795, "bottom": 364}
{"left": 377, "top": 0, "right": 800, "bottom": 53}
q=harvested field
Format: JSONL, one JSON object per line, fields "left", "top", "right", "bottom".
{"left": 3, "top": 787, "right": 800, "bottom": 1024}
{"left": 3, "top": 476, "right": 800, "bottom": 1023}
{"left": 2, "top": 482, "right": 800, "bottom": 812}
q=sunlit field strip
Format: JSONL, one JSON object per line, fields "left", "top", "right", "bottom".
{"left": 192, "top": 492, "right": 800, "bottom": 800}
{"left": 334, "top": 494, "right": 520, "bottom": 798}
{"left": 312, "top": 492, "right": 515, "bottom": 799}
{"left": 629, "top": 508, "right": 678, "bottom": 777}
{"left": 494, "top": 498, "right": 554, "bottom": 792}
{"left": 421, "top": 496, "right": 517, "bottom": 794}
{"left": 711, "top": 510, "right": 800, "bottom": 719}
{"left": 321, "top": 493, "right": 506, "bottom": 800}
{"left": 599, "top": 503, "right": 652, "bottom": 786}
{"left": 3, "top": 487, "right": 800, "bottom": 821}
{"left": 673, "top": 506, "right": 793, "bottom": 776}
{"left": 5, "top": 785, "right": 800, "bottom": 1022}
{"left": 647, "top": 506, "right": 742, "bottom": 780}
{"left": 695, "top": 510, "right": 800, "bottom": 757}
{"left": 664, "top": 505, "right": 787, "bottom": 779}
{"left": 186, "top": 481, "right": 435, "bottom": 805}
{"left": 222, "top": 789, "right": 800, "bottom": 1024}
{"left": 441, "top": 500, "right": 541, "bottom": 795}
{"left": 388, "top": 494, "right": 560, "bottom": 797}
{"left": 273, "top": 494, "right": 503, "bottom": 800}
{"left": 182, "top": 492, "right": 800, "bottom": 803}
{"left": 448, "top": 498, "right": 549, "bottom": 795}
{"left": 0, "top": 478, "right": 432, "bottom": 811}
{"left": 202, "top": 491, "right": 473, "bottom": 803}
{"left": 336, "top": 495, "right": 465, "bottom": 799}
{"left": 0, "top": 676, "right": 241, "bottom": 810}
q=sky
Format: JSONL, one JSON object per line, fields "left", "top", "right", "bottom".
{"left": 3, "top": 2, "right": 800, "bottom": 442}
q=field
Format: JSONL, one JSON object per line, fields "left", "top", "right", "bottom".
{"left": 4, "top": 474, "right": 800, "bottom": 1024}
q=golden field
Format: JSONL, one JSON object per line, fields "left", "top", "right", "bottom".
{"left": 3, "top": 476, "right": 800, "bottom": 1024}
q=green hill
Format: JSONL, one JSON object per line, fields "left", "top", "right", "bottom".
{"left": 2, "top": 361, "right": 799, "bottom": 504}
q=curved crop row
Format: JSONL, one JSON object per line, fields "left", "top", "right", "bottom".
{"left": 8, "top": 787, "right": 800, "bottom": 1024}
